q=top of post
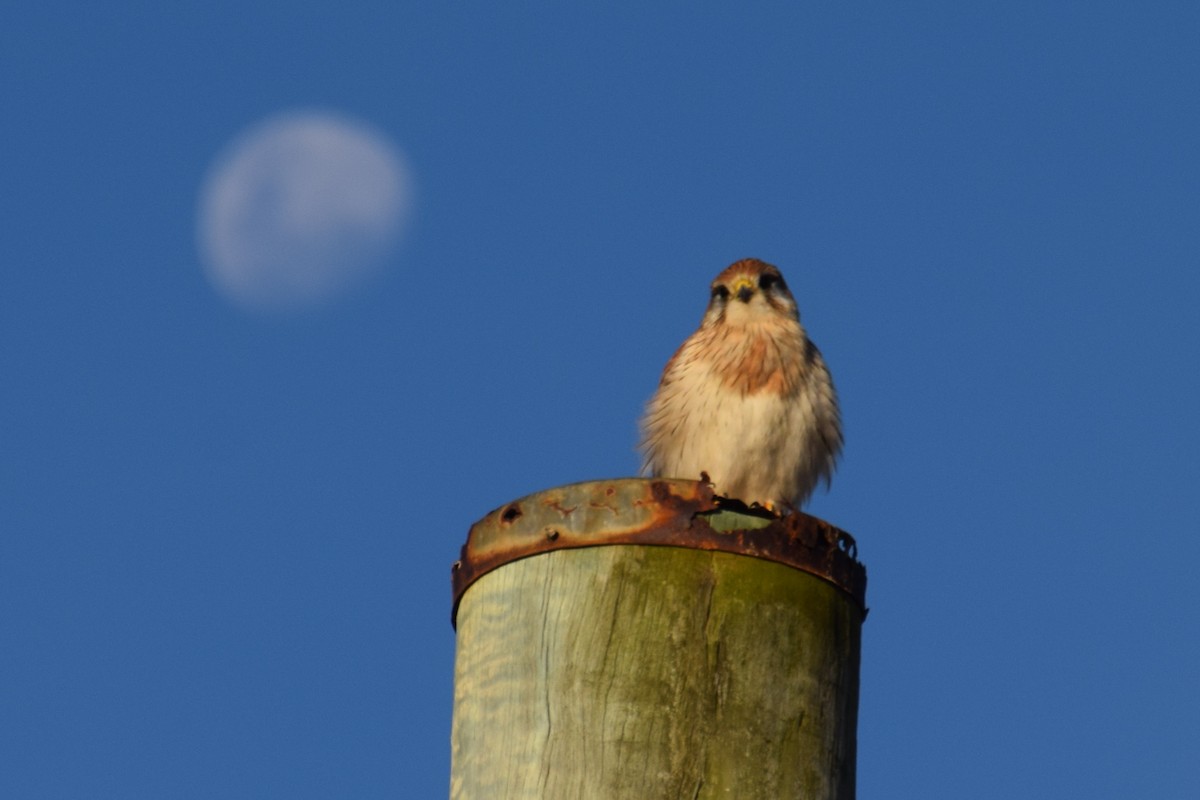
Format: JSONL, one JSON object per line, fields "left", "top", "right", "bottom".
{"left": 451, "top": 478, "right": 867, "bottom": 627}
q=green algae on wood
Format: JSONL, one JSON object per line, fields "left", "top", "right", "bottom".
{"left": 450, "top": 544, "right": 861, "bottom": 799}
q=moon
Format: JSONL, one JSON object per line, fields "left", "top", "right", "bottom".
{"left": 197, "top": 111, "right": 412, "bottom": 311}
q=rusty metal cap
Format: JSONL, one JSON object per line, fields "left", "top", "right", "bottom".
{"left": 451, "top": 477, "right": 867, "bottom": 627}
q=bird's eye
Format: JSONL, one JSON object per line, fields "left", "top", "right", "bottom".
{"left": 711, "top": 285, "right": 730, "bottom": 301}
{"left": 759, "top": 273, "right": 780, "bottom": 291}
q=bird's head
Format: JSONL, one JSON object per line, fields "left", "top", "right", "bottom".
{"left": 703, "top": 258, "right": 798, "bottom": 327}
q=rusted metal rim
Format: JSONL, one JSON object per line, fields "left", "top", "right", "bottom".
{"left": 451, "top": 477, "right": 867, "bottom": 628}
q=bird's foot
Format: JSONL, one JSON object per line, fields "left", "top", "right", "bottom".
{"left": 754, "top": 499, "right": 799, "bottom": 518}
{"left": 714, "top": 496, "right": 779, "bottom": 520}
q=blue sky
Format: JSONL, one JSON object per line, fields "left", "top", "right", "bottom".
{"left": 3, "top": 2, "right": 1199, "bottom": 797}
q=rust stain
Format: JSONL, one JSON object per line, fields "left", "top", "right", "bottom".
{"left": 543, "top": 499, "right": 579, "bottom": 517}
{"left": 450, "top": 477, "right": 866, "bottom": 628}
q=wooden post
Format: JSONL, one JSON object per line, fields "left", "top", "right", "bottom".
{"left": 449, "top": 478, "right": 866, "bottom": 799}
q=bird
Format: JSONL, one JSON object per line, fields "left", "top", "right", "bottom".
{"left": 639, "top": 258, "right": 842, "bottom": 513}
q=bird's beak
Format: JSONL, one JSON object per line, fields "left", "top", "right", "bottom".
{"left": 731, "top": 276, "right": 755, "bottom": 303}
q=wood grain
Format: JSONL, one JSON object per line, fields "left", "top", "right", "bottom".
{"left": 450, "top": 544, "right": 861, "bottom": 799}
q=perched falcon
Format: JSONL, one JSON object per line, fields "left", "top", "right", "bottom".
{"left": 639, "top": 258, "right": 842, "bottom": 512}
